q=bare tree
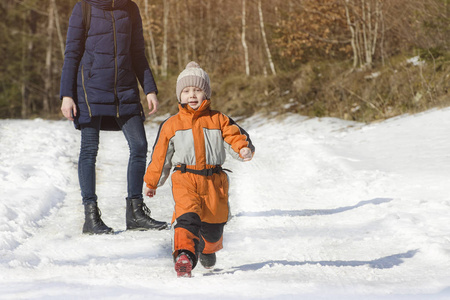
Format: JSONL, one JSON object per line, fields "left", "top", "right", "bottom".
{"left": 343, "top": 0, "right": 384, "bottom": 69}
{"left": 161, "top": 0, "right": 169, "bottom": 77}
{"left": 21, "top": 10, "right": 31, "bottom": 118}
{"left": 344, "top": 0, "right": 358, "bottom": 68}
{"left": 241, "top": 0, "right": 250, "bottom": 76}
{"left": 386, "top": 0, "right": 450, "bottom": 52}
{"left": 43, "top": 0, "right": 55, "bottom": 115}
{"left": 257, "top": 0, "right": 276, "bottom": 75}
{"left": 172, "top": 1, "right": 183, "bottom": 70}
{"left": 142, "top": 0, "right": 159, "bottom": 73}
{"left": 53, "top": 1, "right": 64, "bottom": 59}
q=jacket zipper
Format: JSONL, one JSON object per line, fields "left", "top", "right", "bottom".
{"left": 111, "top": 0, "right": 119, "bottom": 117}
{"left": 81, "top": 65, "right": 92, "bottom": 117}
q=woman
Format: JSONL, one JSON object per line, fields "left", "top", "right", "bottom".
{"left": 60, "top": 0, "right": 167, "bottom": 234}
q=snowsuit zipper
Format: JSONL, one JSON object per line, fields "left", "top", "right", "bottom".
{"left": 81, "top": 65, "right": 92, "bottom": 117}
{"left": 111, "top": 0, "right": 119, "bottom": 118}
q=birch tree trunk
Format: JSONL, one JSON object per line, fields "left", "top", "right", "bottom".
{"left": 43, "top": 0, "right": 55, "bottom": 115}
{"left": 344, "top": 0, "right": 358, "bottom": 68}
{"left": 258, "top": 0, "right": 276, "bottom": 75}
{"left": 161, "top": 0, "right": 169, "bottom": 77}
{"left": 54, "top": 2, "right": 64, "bottom": 59}
{"left": 343, "top": 0, "right": 383, "bottom": 69}
{"left": 241, "top": 0, "right": 250, "bottom": 76}
{"left": 361, "top": 0, "right": 371, "bottom": 65}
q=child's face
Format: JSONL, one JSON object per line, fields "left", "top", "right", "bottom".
{"left": 180, "top": 86, "right": 206, "bottom": 110}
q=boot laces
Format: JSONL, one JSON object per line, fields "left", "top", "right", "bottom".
{"left": 96, "top": 207, "right": 107, "bottom": 225}
{"left": 141, "top": 202, "right": 152, "bottom": 217}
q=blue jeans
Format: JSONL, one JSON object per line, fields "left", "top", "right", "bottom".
{"left": 78, "top": 115, "right": 148, "bottom": 205}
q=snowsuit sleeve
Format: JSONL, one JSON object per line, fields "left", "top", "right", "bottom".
{"left": 220, "top": 113, "right": 255, "bottom": 161}
{"left": 59, "top": 3, "right": 85, "bottom": 100}
{"left": 144, "top": 119, "right": 175, "bottom": 189}
{"left": 129, "top": 2, "right": 158, "bottom": 95}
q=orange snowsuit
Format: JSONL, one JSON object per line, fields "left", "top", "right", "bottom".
{"left": 144, "top": 99, "right": 254, "bottom": 267}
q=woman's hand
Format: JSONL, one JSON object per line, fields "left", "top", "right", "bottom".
{"left": 146, "top": 92, "right": 159, "bottom": 115}
{"left": 61, "top": 97, "right": 77, "bottom": 121}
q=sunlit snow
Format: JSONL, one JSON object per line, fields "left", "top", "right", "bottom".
{"left": 1, "top": 108, "right": 449, "bottom": 299}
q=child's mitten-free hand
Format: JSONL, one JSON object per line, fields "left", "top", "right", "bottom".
{"left": 145, "top": 187, "right": 156, "bottom": 198}
{"left": 240, "top": 147, "right": 253, "bottom": 161}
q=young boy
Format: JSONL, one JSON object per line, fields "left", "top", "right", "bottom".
{"left": 144, "top": 61, "right": 255, "bottom": 277}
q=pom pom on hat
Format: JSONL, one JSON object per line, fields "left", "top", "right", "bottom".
{"left": 185, "top": 61, "right": 201, "bottom": 68}
{"left": 176, "top": 61, "right": 211, "bottom": 102}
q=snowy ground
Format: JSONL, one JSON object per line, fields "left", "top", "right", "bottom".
{"left": 0, "top": 108, "right": 450, "bottom": 299}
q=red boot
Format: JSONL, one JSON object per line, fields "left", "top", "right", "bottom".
{"left": 175, "top": 252, "right": 193, "bottom": 278}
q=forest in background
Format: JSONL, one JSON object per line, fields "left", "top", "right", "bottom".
{"left": 0, "top": 0, "right": 449, "bottom": 122}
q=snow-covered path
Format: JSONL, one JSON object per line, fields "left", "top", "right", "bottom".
{"left": 1, "top": 109, "right": 450, "bottom": 299}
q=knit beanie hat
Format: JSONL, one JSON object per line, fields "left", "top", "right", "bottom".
{"left": 176, "top": 61, "right": 211, "bottom": 102}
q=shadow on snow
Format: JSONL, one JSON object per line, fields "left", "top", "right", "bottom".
{"left": 205, "top": 249, "right": 419, "bottom": 276}
{"left": 235, "top": 198, "right": 393, "bottom": 218}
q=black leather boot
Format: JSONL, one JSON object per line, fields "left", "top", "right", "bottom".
{"left": 82, "top": 203, "right": 114, "bottom": 235}
{"left": 126, "top": 198, "right": 168, "bottom": 230}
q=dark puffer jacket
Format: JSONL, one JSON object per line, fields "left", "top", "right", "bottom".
{"left": 60, "top": 0, "right": 157, "bottom": 130}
